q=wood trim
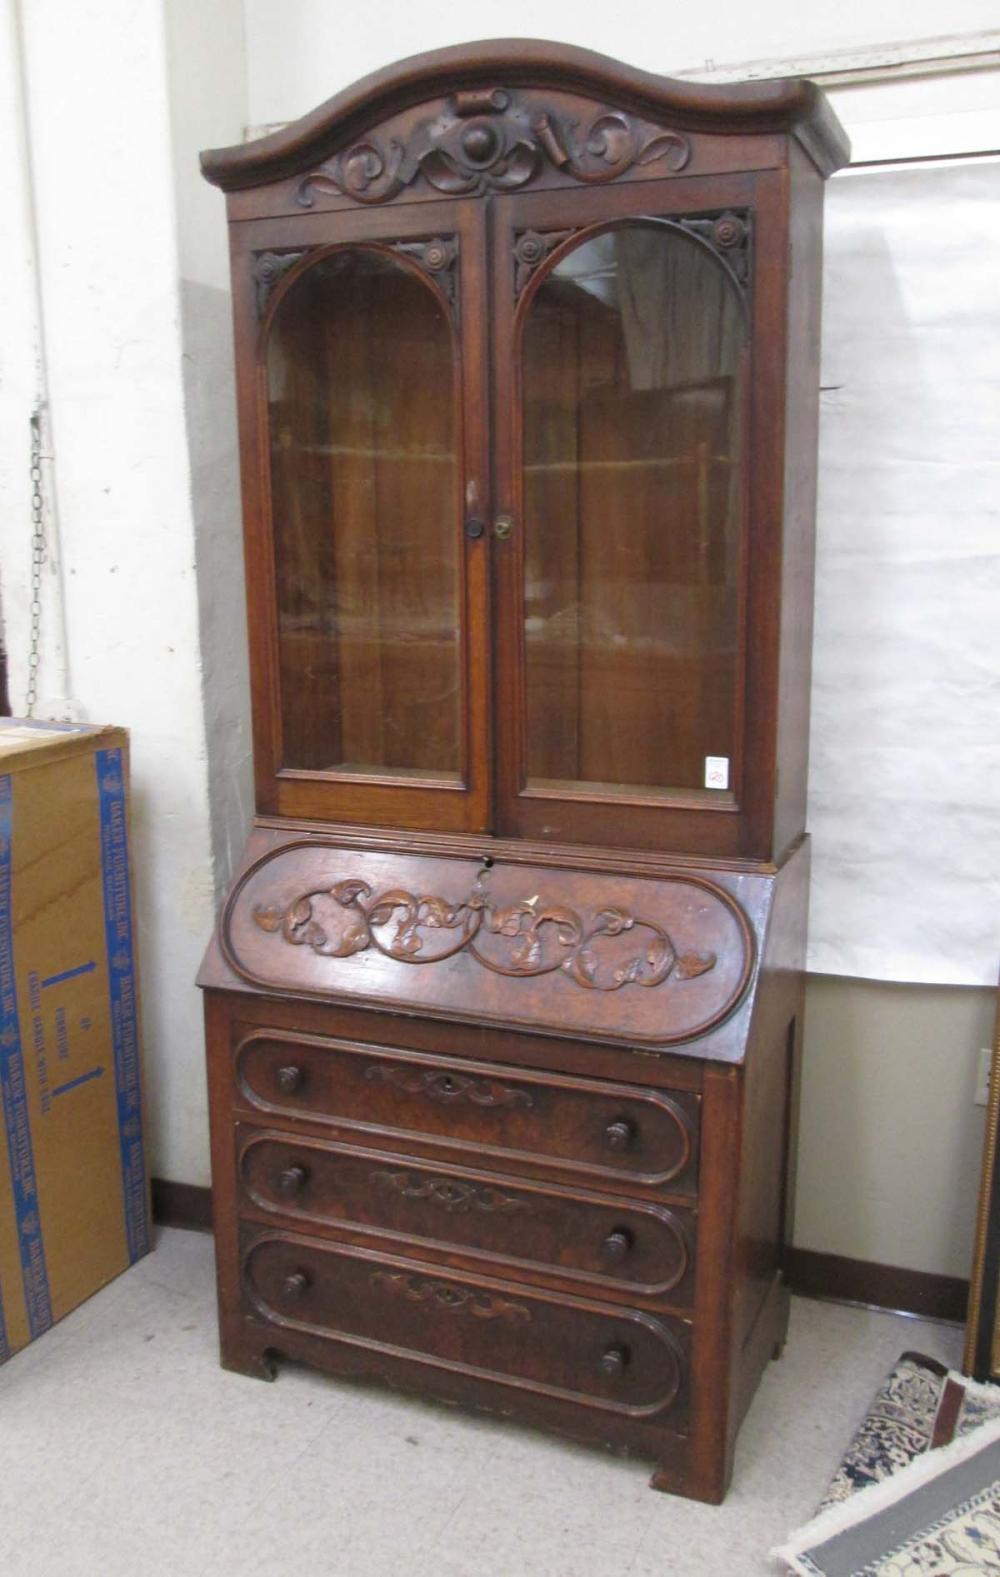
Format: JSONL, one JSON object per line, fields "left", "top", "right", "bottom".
{"left": 151, "top": 1179, "right": 213, "bottom": 1233}
{"left": 784, "top": 1247, "right": 968, "bottom": 1324}
{"left": 963, "top": 971, "right": 1000, "bottom": 1377}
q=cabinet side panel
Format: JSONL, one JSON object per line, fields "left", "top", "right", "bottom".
{"left": 773, "top": 148, "right": 825, "bottom": 859}
{"left": 730, "top": 841, "right": 809, "bottom": 1430}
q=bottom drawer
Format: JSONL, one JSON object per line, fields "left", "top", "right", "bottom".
{"left": 243, "top": 1231, "right": 688, "bottom": 1424}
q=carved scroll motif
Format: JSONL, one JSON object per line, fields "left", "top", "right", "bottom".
{"left": 371, "top": 1270, "right": 531, "bottom": 1324}
{"left": 252, "top": 249, "right": 306, "bottom": 314}
{"left": 391, "top": 236, "right": 459, "bottom": 303}
{"left": 295, "top": 91, "right": 690, "bottom": 208}
{"left": 513, "top": 228, "right": 576, "bottom": 296}
{"left": 252, "top": 877, "right": 716, "bottom": 993}
{"left": 370, "top": 1169, "right": 530, "bottom": 1215}
{"left": 673, "top": 209, "right": 752, "bottom": 288}
{"left": 363, "top": 1065, "right": 534, "bottom": 1109}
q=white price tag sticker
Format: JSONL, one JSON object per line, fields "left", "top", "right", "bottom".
{"left": 704, "top": 756, "right": 729, "bottom": 790}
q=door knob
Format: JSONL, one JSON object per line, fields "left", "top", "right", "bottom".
{"left": 282, "top": 1270, "right": 310, "bottom": 1302}
{"left": 600, "top": 1228, "right": 633, "bottom": 1263}
{"left": 277, "top": 1164, "right": 307, "bottom": 1197}
{"left": 604, "top": 1119, "right": 635, "bottom": 1153}
{"left": 600, "top": 1345, "right": 629, "bottom": 1377}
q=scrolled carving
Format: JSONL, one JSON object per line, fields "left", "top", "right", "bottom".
{"left": 362, "top": 1065, "right": 534, "bottom": 1110}
{"left": 370, "top": 1169, "right": 530, "bottom": 1215}
{"left": 252, "top": 250, "right": 306, "bottom": 314}
{"left": 252, "top": 876, "right": 716, "bottom": 992}
{"left": 674, "top": 209, "right": 752, "bottom": 288}
{"left": 391, "top": 236, "right": 458, "bottom": 303}
{"left": 294, "top": 91, "right": 690, "bottom": 209}
{"left": 531, "top": 110, "right": 688, "bottom": 184}
{"left": 371, "top": 1270, "right": 531, "bottom": 1324}
{"left": 514, "top": 228, "right": 576, "bottom": 296}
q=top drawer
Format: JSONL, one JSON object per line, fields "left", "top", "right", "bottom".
{"left": 235, "top": 1029, "right": 699, "bottom": 1192}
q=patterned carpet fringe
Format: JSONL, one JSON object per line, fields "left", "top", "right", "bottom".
{"left": 773, "top": 1353, "right": 1000, "bottom": 1575}
{"left": 773, "top": 1416, "right": 1000, "bottom": 1575}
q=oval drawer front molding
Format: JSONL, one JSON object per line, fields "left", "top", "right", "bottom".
{"left": 235, "top": 1030, "right": 699, "bottom": 1190}
{"left": 222, "top": 843, "right": 754, "bottom": 1046}
{"left": 242, "top": 1233, "right": 688, "bottom": 1420}
{"left": 237, "top": 1130, "right": 694, "bottom": 1300}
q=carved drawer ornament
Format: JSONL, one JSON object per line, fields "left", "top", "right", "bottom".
{"left": 371, "top": 1269, "right": 531, "bottom": 1324}
{"left": 363, "top": 1064, "right": 534, "bottom": 1109}
{"left": 253, "top": 875, "right": 716, "bottom": 992}
{"left": 370, "top": 1168, "right": 530, "bottom": 1215}
{"left": 295, "top": 89, "right": 690, "bottom": 208}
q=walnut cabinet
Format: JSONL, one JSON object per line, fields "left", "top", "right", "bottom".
{"left": 198, "top": 39, "right": 849, "bottom": 1502}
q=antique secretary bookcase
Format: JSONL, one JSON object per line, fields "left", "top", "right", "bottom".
{"left": 198, "top": 40, "right": 848, "bottom": 1502}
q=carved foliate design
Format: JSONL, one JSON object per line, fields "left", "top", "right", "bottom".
{"left": 371, "top": 1270, "right": 531, "bottom": 1324}
{"left": 294, "top": 90, "right": 690, "bottom": 208}
{"left": 370, "top": 1169, "right": 530, "bottom": 1215}
{"left": 363, "top": 1065, "right": 534, "bottom": 1110}
{"left": 253, "top": 877, "right": 717, "bottom": 992}
{"left": 252, "top": 250, "right": 306, "bottom": 314}
{"left": 391, "top": 236, "right": 458, "bottom": 303}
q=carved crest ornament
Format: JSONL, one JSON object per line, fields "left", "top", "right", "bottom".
{"left": 294, "top": 87, "right": 690, "bottom": 208}
{"left": 252, "top": 876, "right": 716, "bottom": 993}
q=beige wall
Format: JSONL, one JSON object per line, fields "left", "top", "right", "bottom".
{"left": 795, "top": 976, "right": 995, "bottom": 1279}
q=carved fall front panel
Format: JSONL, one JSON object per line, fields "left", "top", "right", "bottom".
{"left": 222, "top": 840, "right": 757, "bottom": 1047}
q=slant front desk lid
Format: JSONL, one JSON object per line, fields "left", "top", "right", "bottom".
{"left": 200, "top": 830, "right": 798, "bottom": 1062}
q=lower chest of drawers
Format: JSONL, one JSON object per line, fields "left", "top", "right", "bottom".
{"left": 217, "top": 1017, "right": 702, "bottom": 1439}
{"left": 204, "top": 997, "right": 787, "bottom": 1505}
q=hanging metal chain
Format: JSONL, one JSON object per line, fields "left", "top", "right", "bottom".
{"left": 27, "top": 409, "right": 45, "bottom": 716}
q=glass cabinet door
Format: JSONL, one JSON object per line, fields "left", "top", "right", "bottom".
{"left": 255, "top": 220, "right": 490, "bottom": 831}
{"left": 494, "top": 210, "right": 750, "bottom": 849}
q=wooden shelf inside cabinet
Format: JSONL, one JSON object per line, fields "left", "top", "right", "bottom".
{"left": 198, "top": 37, "right": 848, "bottom": 1504}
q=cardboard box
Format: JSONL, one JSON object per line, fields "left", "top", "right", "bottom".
{"left": 0, "top": 719, "right": 150, "bottom": 1364}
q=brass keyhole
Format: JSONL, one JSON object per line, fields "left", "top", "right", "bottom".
{"left": 493, "top": 515, "right": 514, "bottom": 540}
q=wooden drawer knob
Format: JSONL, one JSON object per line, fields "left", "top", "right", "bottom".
{"left": 277, "top": 1164, "right": 307, "bottom": 1197}
{"left": 276, "top": 1064, "right": 304, "bottom": 1094}
{"left": 600, "top": 1345, "right": 629, "bottom": 1378}
{"left": 604, "top": 1119, "right": 635, "bottom": 1153}
{"left": 281, "top": 1270, "right": 310, "bottom": 1302}
{"left": 600, "top": 1228, "right": 633, "bottom": 1263}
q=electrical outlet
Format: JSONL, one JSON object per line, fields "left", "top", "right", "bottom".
{"left": 975, "top": 1046, "right": 993, "bottom": 1107}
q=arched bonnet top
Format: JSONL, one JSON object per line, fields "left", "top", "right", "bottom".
{"left": 200, "top": 37, "right": 851, "bottom": 193}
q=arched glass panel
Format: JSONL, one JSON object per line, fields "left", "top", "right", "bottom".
{"left": 521, "top": 222, "right": 745, "bottom": 799}
{"left": 267, "top": 248, "right": 460, "bottom": 778}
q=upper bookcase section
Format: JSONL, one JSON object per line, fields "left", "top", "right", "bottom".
{"left": 200, "top": 38, "right": 851, "bottom": 211}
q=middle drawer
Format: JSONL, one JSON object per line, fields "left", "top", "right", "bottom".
{"left": 237, "top": 1126, "right": 696, "bottom": 1307}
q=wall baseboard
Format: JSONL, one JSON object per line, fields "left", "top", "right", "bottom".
{"left": 148, "top": 1180, "right": 970, "bottom": 1323}
{"left": 783, "top": 1247, "right": 968, "bottom": 1324}
{"left": 151, "top": 1178, "right": 213, "bottom": 1233}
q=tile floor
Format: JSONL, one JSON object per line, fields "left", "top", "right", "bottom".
{"left": 0, "top": 1228, "right": 963, "bottom": 1577}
